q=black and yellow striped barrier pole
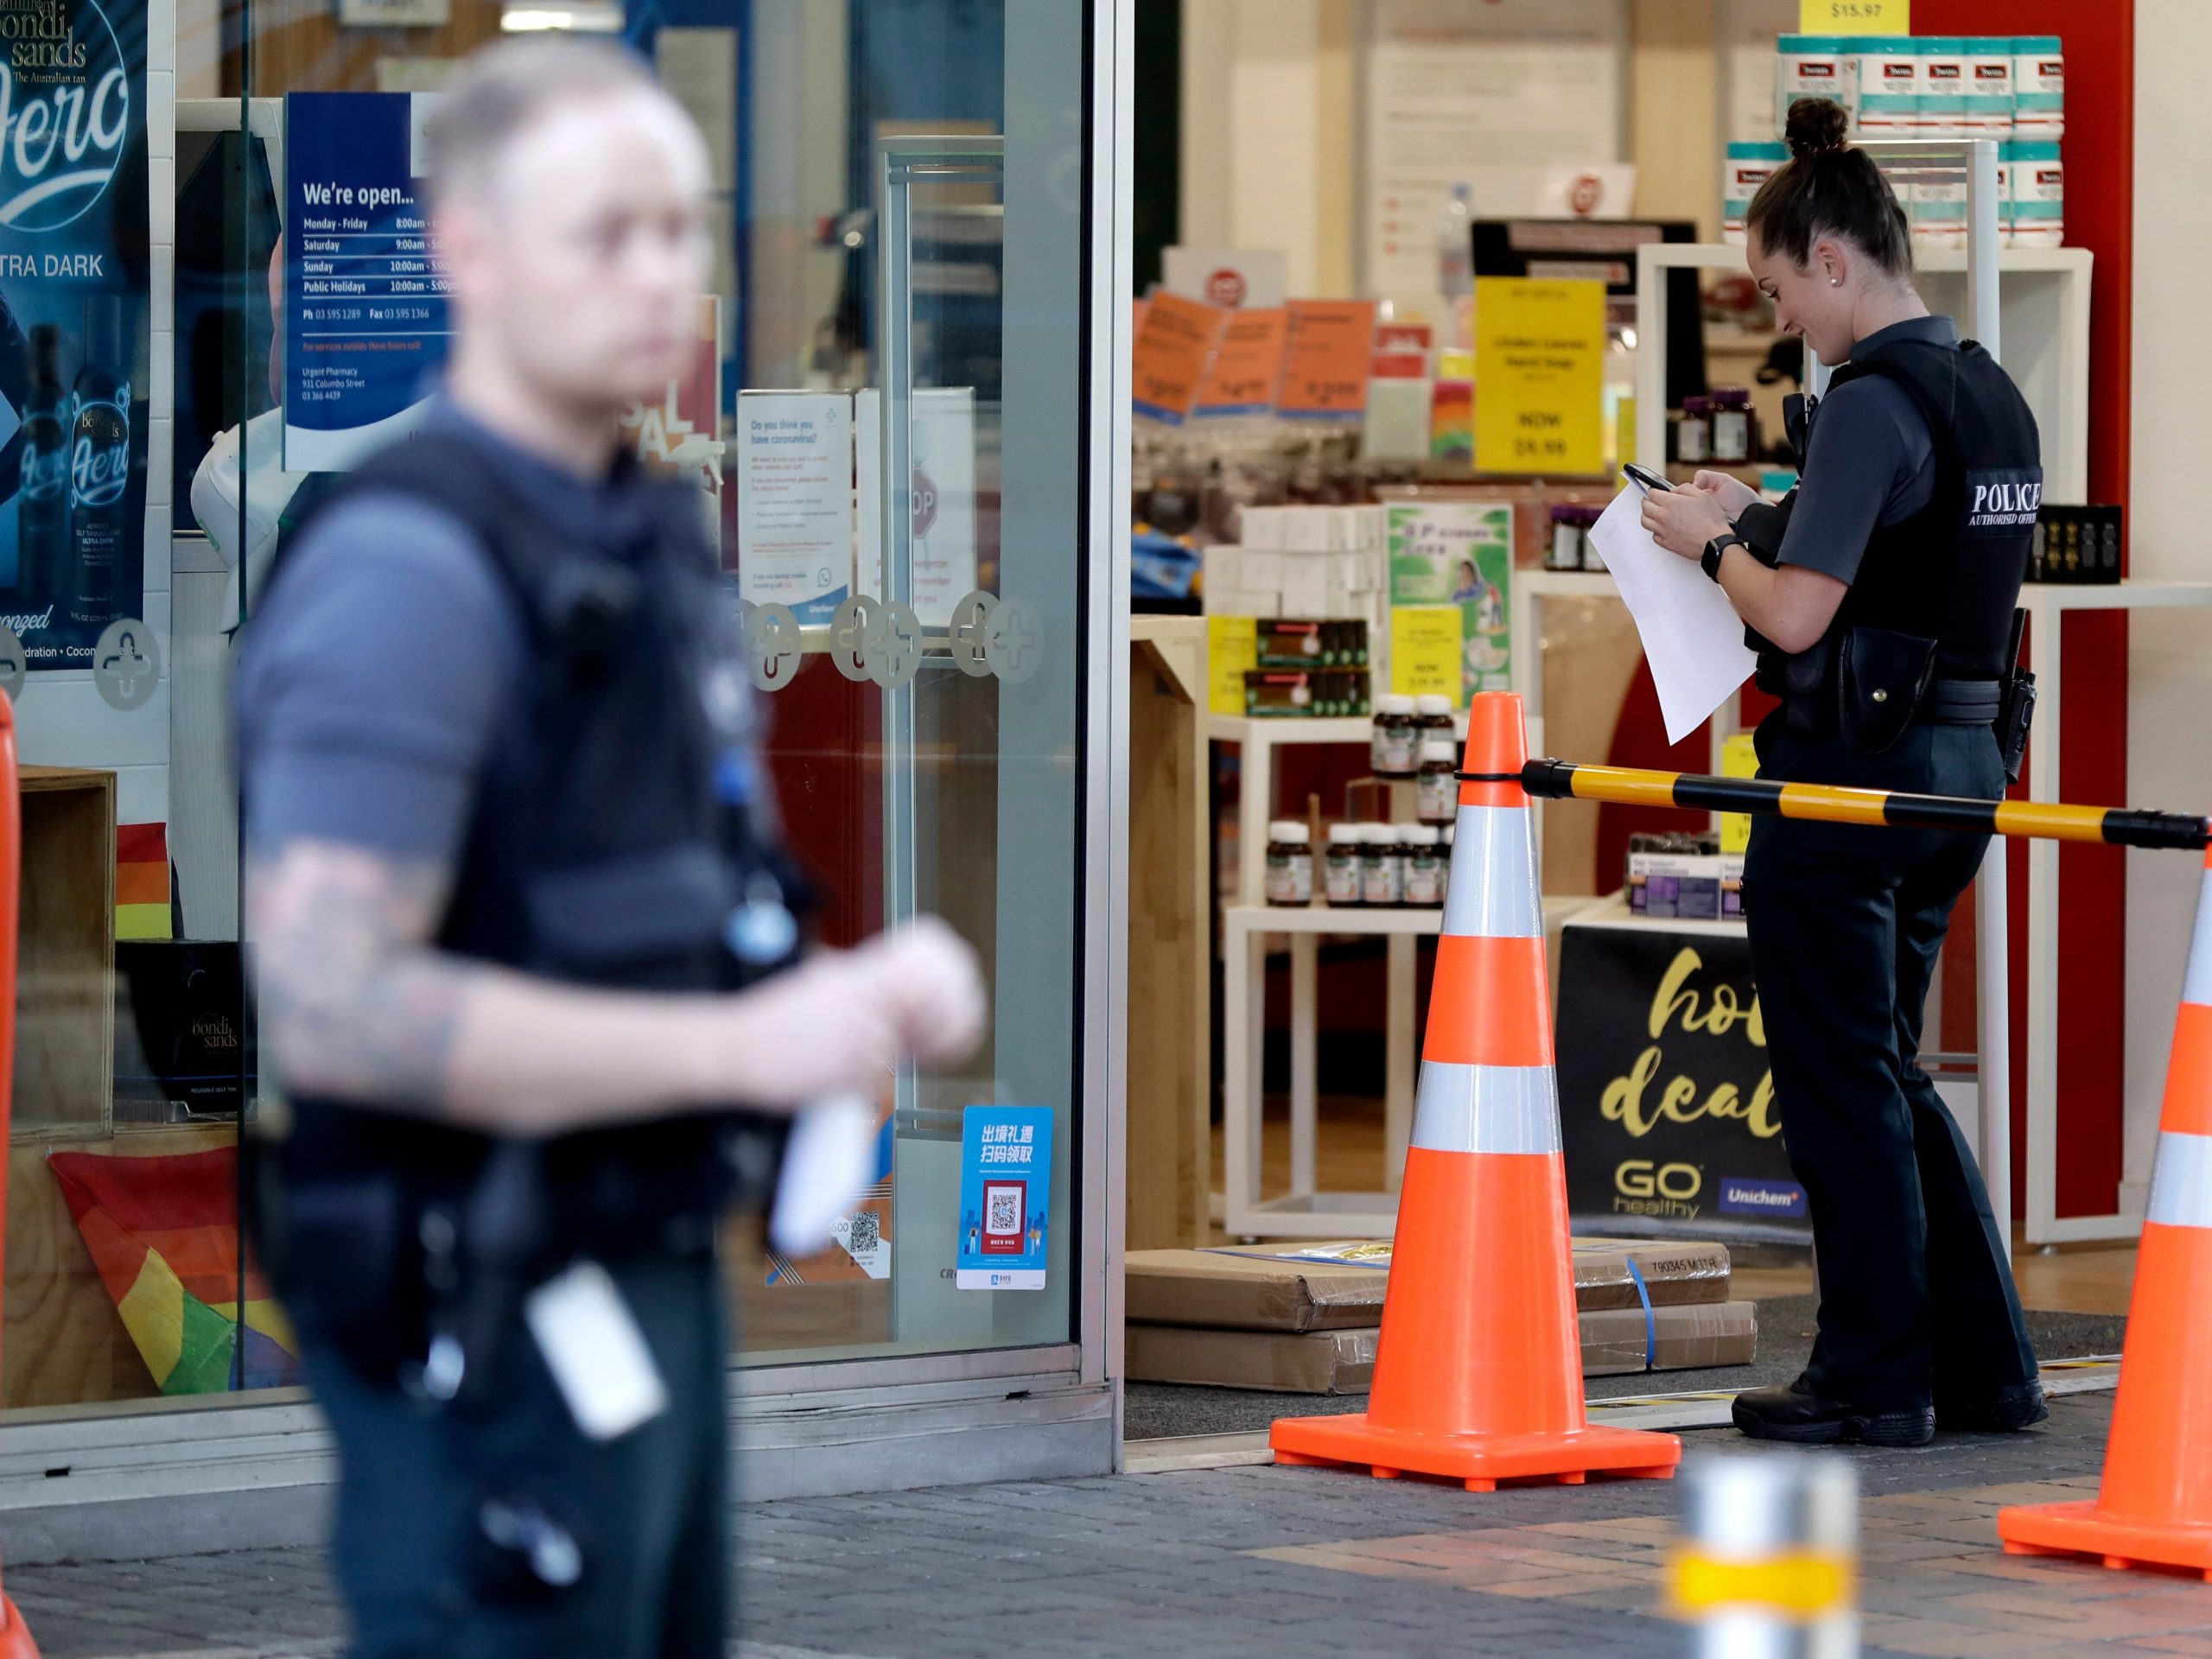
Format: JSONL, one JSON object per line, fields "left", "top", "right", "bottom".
{"left": 1465, "top": 760, "right": 2212, "bottom": 853}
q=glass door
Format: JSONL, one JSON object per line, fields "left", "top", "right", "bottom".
{"left": 734, "top": 5, "right": 1094, "bottom": 1367}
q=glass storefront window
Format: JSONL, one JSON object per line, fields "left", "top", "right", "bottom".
{"left": 1, "top": 0, "right": 268, "bottom": 1415}
{"left": 1, "top": 0, "right": 1098, "bottom": 1423}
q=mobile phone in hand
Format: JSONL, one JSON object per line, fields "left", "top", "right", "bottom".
{"left": 1622, "top": 462, "right": 1672, "bottom": 494}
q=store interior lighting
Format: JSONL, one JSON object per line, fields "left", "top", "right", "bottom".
{"left": 501, "top": 1, "right": 624, "bottom": 32}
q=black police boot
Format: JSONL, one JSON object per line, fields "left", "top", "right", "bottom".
{"left": 1732, "top": 1376, "right": 1936, "bottom": 1447}
{"left": 1935, "top": 1381, "right": 2049, "bottom": 1433}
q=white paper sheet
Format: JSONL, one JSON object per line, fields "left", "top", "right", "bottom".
{"left": 1586, "top": 486, "right": 1759, "bottom": 747}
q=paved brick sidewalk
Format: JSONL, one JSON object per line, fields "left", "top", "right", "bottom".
{"left": 14, "top": 1393, "right": 2212, "bottom": 1659}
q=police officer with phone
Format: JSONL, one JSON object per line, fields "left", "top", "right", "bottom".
{"left": 1637, "top": 98, "right": 2041, "bottom": 1448}
{"left": 238, "top": 40, "right": 986, "bottom": 1656}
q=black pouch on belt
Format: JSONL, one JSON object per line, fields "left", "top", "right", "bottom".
{"left": 1994, "top": 607, "right": 2036, "bottom": 785}
{"left": 1781, "top": 636, "right": 1831, "bottom": 737}
{"left": 256, "top": 1166, "right": 429, "bottom": 1383}
{"left": 1835, "top": 626, "right": 1939, "bottom": 754}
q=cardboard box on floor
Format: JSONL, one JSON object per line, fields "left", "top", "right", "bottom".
{"left": 1127, "top": 1301, "right": 1759, "bottom": 1394}
{"left": 1124, "top": 1238, "right": 1732, "bottom": 1335}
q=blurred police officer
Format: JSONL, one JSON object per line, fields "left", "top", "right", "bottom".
{"left": 1641, "top": 99, "right": 2040, "bottom": 1448}
{"left": 238, "top": 40, "right": 985, "bottom": 1656}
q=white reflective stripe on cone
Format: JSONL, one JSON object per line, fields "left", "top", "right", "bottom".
{"left": 2188, "top": 877, "right": 2212, "bottom": 1008}
{"left": 2146, "top": 1130, "right": 2212, "bottom": 1230}
{"left": 1410, "top": 1060, "right": 1561, "bottom": 1155}
{"left": 1442, "top": 804, "right": 1541, "bottom": 940}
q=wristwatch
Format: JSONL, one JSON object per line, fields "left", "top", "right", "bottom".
{"left": 1701, "top": 532, "right": 1747, "bottom": 583}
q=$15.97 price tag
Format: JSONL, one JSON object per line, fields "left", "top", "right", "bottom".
{"left": 1800, "top": 0, "right": 1909, "bottom": 33}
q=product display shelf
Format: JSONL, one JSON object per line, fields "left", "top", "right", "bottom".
{"left": 1208, "top": 712, "right": 1463, "bottom": 911}
{"left": 1634, "top": 239, "right": 2094, "bottom": 507}
{"left": 1218, "top": 895, "right": 1605, "bottom": 1240}
{"left": 2018, "top": 579, "right": 2212, "bottom": 1246}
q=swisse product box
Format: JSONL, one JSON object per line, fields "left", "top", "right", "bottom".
{"left": 2012, "top": 36, "right": 2065, "bottom": 138}
{"left": 1126, "top": 1300, "right": 1758, "bottom": 1393}
{"left": 1852, "top": 37, "right": 1919, "bottom": 137}
{"left": 1775, "top": 35, "right": 1850, "bottom": 135}
{"left": 1124, "top": 1237, "right": 1732, "bottom": 1333}
{"left": 1723, "top": 143, "right": 1788, "bottom": 245}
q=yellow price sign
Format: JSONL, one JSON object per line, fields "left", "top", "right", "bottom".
{"left": 1389, "top": 607, "right": 1463, "bottom": 706}
{"left": 1719, "top": 732, "right": 1759, "bottom": 855}
{"left": 1800, "top": 0, "right": 1909, "bottom": 33}
{"left": 1473, "top": 277, "right": 1605, "bottom": 479}
{"left": 1207, "top": 614, "right": 1258, "bottom": 716}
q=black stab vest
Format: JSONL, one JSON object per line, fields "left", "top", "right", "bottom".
{"left": 1777, "top": 333, "right": 2042, "bottom": 687}
{"left": 251, "top": 426, "right": 794, "bottom": 1236}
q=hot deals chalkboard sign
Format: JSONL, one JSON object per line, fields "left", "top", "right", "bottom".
{"left": 1554, "top": 918, "right": 1812, "bottom": 1246}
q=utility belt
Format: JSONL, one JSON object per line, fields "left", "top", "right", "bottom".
{"left": 1758, "top": 618, "right": 2035, "bottom": 782}
{"left": 251, "top": 1112, "right": 752, "bottom": 1403}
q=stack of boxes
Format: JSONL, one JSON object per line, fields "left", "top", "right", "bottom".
{"left": 1124, "top": 1238, "right": 1756, "bottom": 1394}
{"left": 1764, "top": 34, "right": 2063, "bottom": 251}
{"left": 1204, "top": 505, "right": 1387, "bottom": 624}
{"left": 1205, "top": 504, "right": 1392, "bottom": 713}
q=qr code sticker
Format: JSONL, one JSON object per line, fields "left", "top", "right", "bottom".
{"left": 988, "top": 1189, "right": 1021, "bottom": 1235}
{"left": 845, "top": 1211, "right": 881, "bottom": 1254}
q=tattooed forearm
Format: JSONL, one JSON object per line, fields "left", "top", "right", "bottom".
{"left": 244, "top": 834, "right": 956, "bottom": 1133}
{"left": 246, "top": 841, "right": 478, "bottom": 1111}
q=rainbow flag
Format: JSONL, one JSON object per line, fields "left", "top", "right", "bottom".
{"left": 48, "top": 1147, "right": 300, "bottom": 1394}
{"left": 116, "top": 823, "right": 171, "bottom": 941}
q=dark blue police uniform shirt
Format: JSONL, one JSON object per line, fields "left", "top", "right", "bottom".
{"left": 1776, "top": 314, "right": 1955, "bottom": 586}
{"left": 238, "top": 398, "right": 637, "bottom": 863}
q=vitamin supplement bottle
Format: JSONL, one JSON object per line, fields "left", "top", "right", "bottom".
{"left": 1402, "top": 825, "right": 1445, "bottom": 907}
{"left": 1370, "top": 694, "right": 1419, "bottom": 777}
{"left": 1359, "top": 823, "right": 1403, "bottom": 907}
{"left": 1324, "top": 823, "right": 1363, "bottom": 906}
{"left": 1416, "top": 737, "right": 1459, "bottom": 825}
{"left": 1265, "top": 822, "right": 1314, "bottom": 906}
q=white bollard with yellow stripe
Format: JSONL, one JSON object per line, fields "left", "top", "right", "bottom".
{"left": 1671, "top": 1453, "right": 1859, "bottom": 1659}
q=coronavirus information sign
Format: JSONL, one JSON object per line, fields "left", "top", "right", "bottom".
{"left": 283, "top": 92, "right": 450, "bottom": 471}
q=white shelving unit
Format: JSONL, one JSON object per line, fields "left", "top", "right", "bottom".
{"left": 2018, "top": 580, "right": 2212, "bottom": 1245}
{"left": 1218, "top": 896, "right": 1604, "bottom": 1240}
{"left": 1209, "top": 715, "right": 1394, "bottom": 910}
{"left": 1632, "top": 242, "right": 2094, "bottom": 505}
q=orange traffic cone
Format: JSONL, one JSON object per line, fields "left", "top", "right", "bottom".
{"left": 1999, "top": 844, "right": 2212, "bottom": 1576}
{"left": 1270, "top": 693, "right": 1680, "bottom": 1491}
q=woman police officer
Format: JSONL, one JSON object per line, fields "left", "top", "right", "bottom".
{"left": 1640, "top": 98, "right": 2043, "bottom": 1446}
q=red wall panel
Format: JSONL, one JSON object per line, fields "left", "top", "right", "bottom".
{"left": 1920, "top": 0, "right": 2133, "bottom": 1217}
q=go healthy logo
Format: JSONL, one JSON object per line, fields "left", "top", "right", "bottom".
{"left": 0, "top": 0, "right": 130, "bottom": 232}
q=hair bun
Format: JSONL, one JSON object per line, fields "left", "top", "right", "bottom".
{"left": 1784, "top": 97, "right": 1852, "bottom": 161}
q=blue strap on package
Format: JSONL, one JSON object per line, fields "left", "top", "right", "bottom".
{"left": 1624, "top": 1256, "right": 1656, "bottom": 1371}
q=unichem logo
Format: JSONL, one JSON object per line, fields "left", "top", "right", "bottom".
{"left": 0, "top": 0, "right": 130, "bottom": 232}
{"left": 1719, "top": 1178, "right": 1808, "bottom": 1219}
